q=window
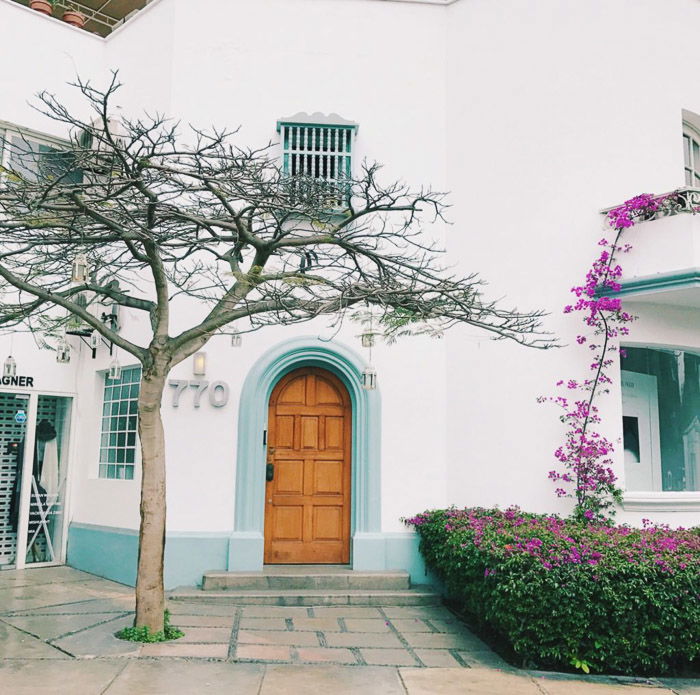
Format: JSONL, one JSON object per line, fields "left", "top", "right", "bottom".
{"left": 277, "top": 113, "right": 358, "bottom": 208}
{"left": 0, "top": 122, "right": 81, "bottom": 185}
{"left": 621, "top": 347, "right": 700, "bottom": 492}
{"left": 98, "top": 366, "right": 141, "bottom": 480}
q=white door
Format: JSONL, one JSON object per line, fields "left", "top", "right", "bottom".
{"left": 621, "top": 370, "right": 662, "bottom": 491}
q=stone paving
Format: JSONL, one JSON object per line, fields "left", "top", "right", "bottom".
{"left": 0, "top": 566, "right": 698, "bottom": 694}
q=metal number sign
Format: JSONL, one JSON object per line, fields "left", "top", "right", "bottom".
{"left": 167, "top": 380, "right": 230, "bottom": 408}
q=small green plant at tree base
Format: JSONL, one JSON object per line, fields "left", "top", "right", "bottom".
{"left": 116, "top": 610, "right": 184, "bottom": 643}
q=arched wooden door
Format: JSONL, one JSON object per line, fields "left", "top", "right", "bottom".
{"left": 264, "top": 367, "right": 352, "bottom": 564}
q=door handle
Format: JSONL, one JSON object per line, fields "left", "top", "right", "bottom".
{"left": 266, "top": 463, "right": 274, "bottom": 481}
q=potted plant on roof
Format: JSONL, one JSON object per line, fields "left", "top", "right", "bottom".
{"left": 29, "top": 0, "right": 54, "bottom": 15}
{"left": 62, "top": 4, "right": 87, "bottom": 28}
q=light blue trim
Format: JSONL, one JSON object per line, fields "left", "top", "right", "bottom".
{"left": 351, "top": 532, "right": 434, "bottom": 586}
{"left": 67, "top": 523, "right": 229, "bottom": 589}
{"left": 615, "top": 269, "right": 700, "bottom": 297}
{"left": 230, "top": 336, "right": 381, "bottom": 571}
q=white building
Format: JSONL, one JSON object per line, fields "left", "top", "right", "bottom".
{"left": 0, "top": 0, "right": 698, "bottom": 588}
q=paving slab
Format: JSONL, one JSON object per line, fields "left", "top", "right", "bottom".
{"left": 0, "top": 621, "right": 68, "bottom": 659}
{"left": 237, "top": 629, "right": 320, "bottom": 646}
{"left": 176, "top": 626, "right": 232, "bottom": 643}
{"left": 428, "top": 618, "right": 466, "bottom": 633}
{"left": 139, "top": 642, "right": 229, "bottom": 658}
{"left": 457, "top": 649, "right": 510, "bottom": 668}
{"left": 360, "top": 647, "right": 420, "bottom": 666}
{"left": 240, "top": 606, "right": 311, "bottom": 618}
{"left": 391, "top": 618, "right": 434, "bottom": 633}
{"left": 344, "top": 618, "right": 391, "bottom": 632}
{"left": 296, "top": 647, "right": 358, "bottom": 664}
{"left": 537, "top": 676, "right": 674, "bottom": 694}
{"left": 404, "top": 631, "right": 488, "bottom": 650}
{"left": 400, "top": 667, "right": 544, "bottom": 695}
{"left": 1, "top": 612, "right": 122, "bottom": 641}
{"left": 167, "top": 601, "right": 237, "bottom": 616}
{"left": 382, "top": 606, "right": 452, "bottom": 620}
{"left": 104, "top": 661, "right": 264, "bottom": 695}
{"left": 0, "top": 660, "right": 124, "bottom": 695}
{"left": 235, "top": 644, "right": 293, "bottom": 661}
{"left": 170, "top": 614, "right": 233, "bottom": 627}
{"left": 414, "top": 649, "right": 465, "bottom": 667}
{"left": 0, "top": 567, "right": 98, "bottom": 586}
{"left": 5, "top": 598, "right": 134, "bottom": 615}
{"left": 259, "top": 664, "right": 406, "bottom": 695}
{"left": 51, "top": 616, "right": 141, "bottom": 657}
{"left": 325, "top": 631, "right": 403, "bottom": 648}
{"left": 292, "top": 617, "right": 342, "bottom": 631}
{"left": 311, "top": 606, "right": 382, "bottom": 618}
{"left": 239, "top": 617, "right": 287, "bottom": 630}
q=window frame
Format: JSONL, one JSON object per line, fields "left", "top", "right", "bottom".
{"left": 97, "top": 365, "right": 141, "bottom": 481}
{"left": 0, "top": 119, "right": 81, "bottom": 185}
{"left": 620, "top": 342, "right": 700, "bottom": 507}
{"left": 276, "top": 113, "right": 359, "bottom": 210}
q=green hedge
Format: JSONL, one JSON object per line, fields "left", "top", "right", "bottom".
{"left": 405, "top": 507, "right": 700, "bottom": 675}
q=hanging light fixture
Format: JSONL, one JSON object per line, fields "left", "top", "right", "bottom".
{"left": 362, "top": 365, "right": 377, "bottom": 391}
{"left": 71, "top": 254, "right": 89, "bottom": 284}
{"left": 231, "top": 332, "right": 242, "bottom": 348}
{"left": 107, "top": 357, "right": 122, "bottom": 381}
{"left": 3, "top": 355, "right": 16, "bottom": 378}
{"left": 358, "top": 315, "right": 380, "bottom": 349}
{"left": 56, "top": 340, "right": 71, "bottom": 364}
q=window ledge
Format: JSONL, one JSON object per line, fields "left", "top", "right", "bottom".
{"left": 622, "top": 492, "right": 700, "bottom": 512}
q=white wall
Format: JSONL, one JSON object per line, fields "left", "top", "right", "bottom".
{"left": 2, "top": 0, "right": 700, "bottom": 537}
{"left": 444, "top": 0, "right": 700, "bottom": 519}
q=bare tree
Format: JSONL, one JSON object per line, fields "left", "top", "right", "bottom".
{"left": 0, "top": 75, "right": 554, "bottom": 633}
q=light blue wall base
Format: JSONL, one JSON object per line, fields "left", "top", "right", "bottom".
{"left": 67, "top": 523, "right": 229, "bottom": 589}
{"left": 353, "top": 532, "right": 432, "bottom": 585}
{"left": 68, "top": 524, "right": 432, "bottom": 588}
{"left": 228, "top": 532, "right": 264, "bottom": 571}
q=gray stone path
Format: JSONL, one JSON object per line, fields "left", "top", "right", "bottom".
{"left": 0, "top": 567, "right": 698, "bottom": 694}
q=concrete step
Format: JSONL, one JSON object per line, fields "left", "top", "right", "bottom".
{"left": 168, "top": 587, "right": 440, "bottom": 607}
{"left": 201, "top": 568, "right": 411, "bottom": 592}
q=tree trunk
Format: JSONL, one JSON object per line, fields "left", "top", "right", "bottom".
{"left": 134, "top": 362, "right": 168, "bottom": 633}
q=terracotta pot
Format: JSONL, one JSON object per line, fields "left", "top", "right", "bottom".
{"left": 62, "top": 10, "right": 87, "bottom": 28}
{"left": 29, "top": 0, "right": 53, "bottom": 15}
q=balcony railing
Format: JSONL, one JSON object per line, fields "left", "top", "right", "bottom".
{"left": 602, "top": 187, "right": 700, "bottom": 307}
{"left": 10, "top": 0, "right": 149, "bottom": 37}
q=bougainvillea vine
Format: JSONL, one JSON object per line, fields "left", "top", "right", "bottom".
{"left": 542, "top": 193, "right": 680, "bottom": 522}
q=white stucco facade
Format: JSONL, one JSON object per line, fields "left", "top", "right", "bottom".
{"left": 0, "top": 0, "right": 698, "bottom": 586}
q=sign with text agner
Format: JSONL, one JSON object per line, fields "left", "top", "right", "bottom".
{"left": 1, "top": 375, "right": 35, "bottom": 387}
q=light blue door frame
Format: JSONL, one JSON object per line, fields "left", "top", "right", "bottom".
{"left": 228, "top": 336, "right": 384, "bottom": 570}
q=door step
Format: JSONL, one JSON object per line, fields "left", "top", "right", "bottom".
{"left": 201, "top": 568, "right": 410, "bottom": 592}
{"left": 168, "top": 587, "right": 440, "bottom": 607}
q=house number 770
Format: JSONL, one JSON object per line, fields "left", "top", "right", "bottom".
{"left": 168, "top": 379, "right": 230, "bottom": 408}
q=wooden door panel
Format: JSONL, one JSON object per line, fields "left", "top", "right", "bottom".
{"left": 264, "top": 368, "right": 351, "bottom": 564}
{"left": 273, "top": 506, "right": 304, "bottom": 540}
{"left": 312, "top": 506, "right": 343, "bottom": 540}
{"left": 274, "top": 459, "right": 304, "bottom": 494}
{"left": 313, "top": 460, "right": 344, "bottom": 495}
{"left": 300, "top": 417, "right": 319, "bottom": 449}
{"left": 274, "top": 416, "right": 295, "bottom": 448}
{"left": 325, "top": 417, "right": 344, "bottom": 449}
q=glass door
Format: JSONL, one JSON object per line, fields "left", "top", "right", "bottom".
{"left": 23, "top": 396, "right": 73, "bottom": 566}
{"left": 0, "top": 392, "right": 29, "bottom": 567}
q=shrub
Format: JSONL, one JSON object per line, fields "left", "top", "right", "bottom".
{"left": 405, "top": 507, "right": 700, "bottom": 675}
